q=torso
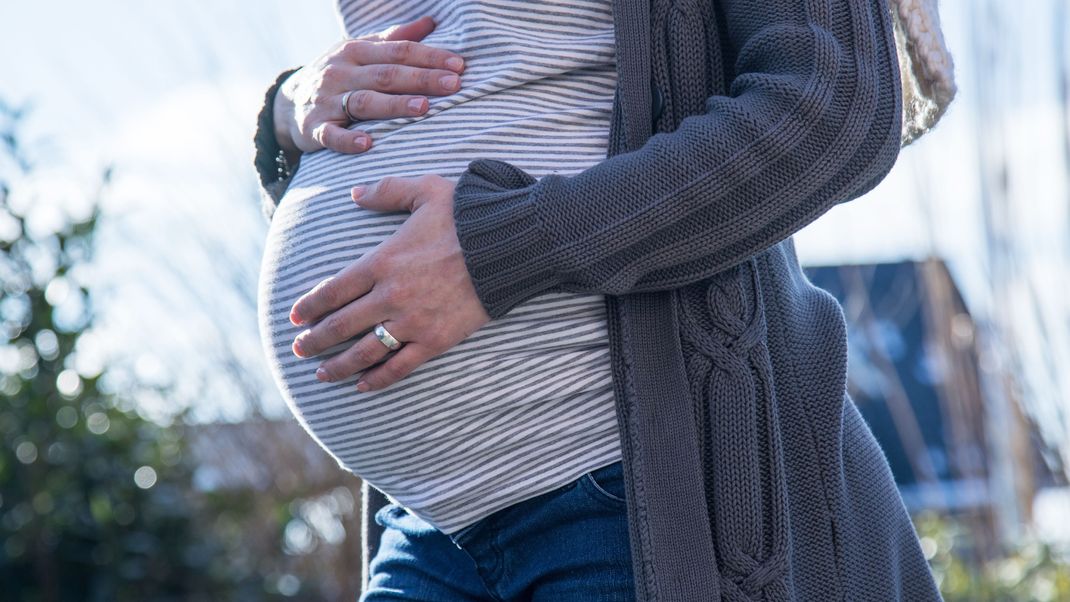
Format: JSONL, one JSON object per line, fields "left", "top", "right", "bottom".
{"left": 257, "top": 0, "right": 622, "bottom": 534}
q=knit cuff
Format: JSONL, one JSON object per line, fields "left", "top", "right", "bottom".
{"left": 452, "top": 159, "right": 565, "bottom": 319}
{"left": 253, "top": 66, "right": 303, "bottom": 221}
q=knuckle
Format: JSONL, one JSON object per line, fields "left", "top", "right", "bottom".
{"left": 417, "top": 68, "right": 433, "bottom": 89}
{"left": 322, "top": 315, "right": 348, "bottom": 340}
{"left": 380, "top": 362, "right": 405, "bottom": 382}
{"left": 365, "top": 252, "right": 390, "bottom": 283}
{"left": 378, "top": 280, "right": 404, "bottom": 309}
{"left": 320, "top": 63, "right": 342, "bottom": 84}
{"left": 317, "top": 127, "right": 334, "bottom": 149}
{"left": 374, "top": 64, "right": 397, "bottom": 87}
{"left": 417, "top": 174, "right": 444, "bottom": 194}
{"left": 388, "top": 40, "right": 413, "bottom": 61}
{"left": 366, "top": 249, "right": 386, "bottom": 274}
{"left": 316, "top": 277, "right": 340, "bottom": 307}
{"left": 342, "top": 39, "right": 369, "bottom": 58}
{"left": 317, "top": 128, "right": 333, "bottom": 149}
{"left": 376, "top": 175, "right": 397, "bottom": 196}
{"left": 352, "top": 89, "right": 374, "bottom": 113}
{"left": 354, "top": 344, "right": 381, "bottom": 366}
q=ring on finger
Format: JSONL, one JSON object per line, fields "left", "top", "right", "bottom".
{"left": 341, "top": 90, "right": 360, "bottom": 122}
{"left": 374, "top": 322, "right": 403, "bottom": 351}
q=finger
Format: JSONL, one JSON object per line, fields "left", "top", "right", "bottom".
{"left": 356, "top": 342, "right": 432, "bottom": 392}
{"left": 358, "top": 15, "right": 436, "bottom": 43}
{"left": 315, "top": 328, "right": 396, "bottom": 382}
{"left": 290, "top": 255, "right": 378, "bottom": 328}
{"left": 340, "top": 89, "right": 428, "bottom": 121}
{"left": 383, "top": 16, "right": 436, "bottom": 42}
{"left": 352, "top": 175, "right": 431, "bottom": 212}
{"left": 312, "top": 122, "right": 372, "bottom": 154}
{"left": 293, "top": 286, "right": 384, "bottom": 357}
{"left": 352, "top": 63, "right": 462, "bottom": 96}
{"left": 343, "top": 39, "right": 464, "bottom": 73}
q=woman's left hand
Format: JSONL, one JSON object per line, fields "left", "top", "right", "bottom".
{"left": 288, "top": 174, "right": 491, "bottom": 391}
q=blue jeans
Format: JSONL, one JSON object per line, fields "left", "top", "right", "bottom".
{"left": 360, "top": 460, "right": 635, "bottom": 601}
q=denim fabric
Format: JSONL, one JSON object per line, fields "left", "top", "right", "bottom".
{"left": 360, "top": 461, "right": 634, "bottom": 601}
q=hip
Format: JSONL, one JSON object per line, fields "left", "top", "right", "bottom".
{"left": 362, "top": 460, "right": 635, "bottom": 602}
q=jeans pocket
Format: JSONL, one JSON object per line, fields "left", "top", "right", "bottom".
{"left": 374, "top": 502, "right": 443, "bottom": 539}
{"left": 581, "top": 461, "right": 627, "bottom": 505}
{"left": 373, "top": 502, "right": 405, "bottom": 528}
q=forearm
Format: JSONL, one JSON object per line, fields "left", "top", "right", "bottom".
{"left": 451, "top": 0, "right": 903, "bottom": 319}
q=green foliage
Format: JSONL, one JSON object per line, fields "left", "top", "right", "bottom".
{"left": 0, "top": 100, "right": 346, "bottom": 601}
{"left": 0, "top": 104, "right": 223, "bottom": 601}
{"left": 915, "top": 512, "right": 1070, "bottom": 602}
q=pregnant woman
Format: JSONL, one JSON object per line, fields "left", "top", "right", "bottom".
{"left": 253, "top": 0, "right": 955, "bottom": 600}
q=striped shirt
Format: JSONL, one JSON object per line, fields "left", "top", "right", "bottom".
{"left": 256, "top": 0, "right": 621, "bottom": 534}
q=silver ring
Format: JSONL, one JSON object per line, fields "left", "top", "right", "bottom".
{"left": 374, "top": 322, "right": 402, "bottom": 351}
{"left": 341, "top": 90, "right": 359, "bottom": 122}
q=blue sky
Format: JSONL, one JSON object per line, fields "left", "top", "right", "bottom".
{"left": 3, "top": 1, "right": 1067, "bottom": 443}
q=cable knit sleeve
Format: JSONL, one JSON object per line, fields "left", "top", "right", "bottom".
{"left": 450, "top": 0, "right": 903, "bottom": 319}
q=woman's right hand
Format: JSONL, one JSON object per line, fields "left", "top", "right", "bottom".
{"left": 273, "top": 15, "right": 464, "bottom": 157}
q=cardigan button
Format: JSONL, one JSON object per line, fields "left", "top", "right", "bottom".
{"left": 651, "top": 80, "right": 665, "bottom": 124}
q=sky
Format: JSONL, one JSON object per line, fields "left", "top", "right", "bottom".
{"left": 2, "top": 0, "right": 344, "bottom": 420}
{"left": 2, "top": 1, "right": 1067, "bottom": 441}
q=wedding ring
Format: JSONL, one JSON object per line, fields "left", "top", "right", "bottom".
{"left": 341, "top": 90, "right": 359, "bottom": 122}
{"left": 374, "top": 322, "right": 402, "bottom": 351}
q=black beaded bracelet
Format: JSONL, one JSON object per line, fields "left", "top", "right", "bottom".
{"left": 254, "top": 66, "right": 303, "bottom": 189}
{"left": 275, "top": 148, "right": 293, "bottom": 182}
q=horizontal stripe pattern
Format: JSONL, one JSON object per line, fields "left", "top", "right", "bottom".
{"left": 256, "top": 0, "right": 621, "bottom": 534}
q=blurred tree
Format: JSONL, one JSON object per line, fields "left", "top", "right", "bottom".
{"left": 0, "top": 99, "right": 301, "bottom": 600}
{"left": 917, "top": 512, "right": 1070, "bottom": 601}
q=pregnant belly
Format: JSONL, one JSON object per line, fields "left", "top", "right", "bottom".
{"left": 253, "top": 0, "right": 624, "bottom": 530}
{"left": 255, "top": 144, "right": 617, "bottom": 506}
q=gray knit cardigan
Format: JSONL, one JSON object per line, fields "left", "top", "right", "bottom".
{"left": 252, "top": 0, "right": 944, "bottom": 599}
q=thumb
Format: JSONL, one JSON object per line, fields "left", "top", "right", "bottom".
{"left": 351, "top": 178, "right": 419, "bottom": 213}
{"left": 369, "top": 15, "right": 436, "bottom": 43}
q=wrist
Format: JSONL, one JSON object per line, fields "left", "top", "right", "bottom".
{"left": 272, "top": 70, "right": 301, "bottom": 156}
{"left": 452, "top": 159, "right": 563, "bottom": 319}
{"left": 254, "top": 66, "right": 303, "bottom": 193}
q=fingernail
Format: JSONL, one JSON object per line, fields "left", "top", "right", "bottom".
{"left": 356, "top": 380, "right": 370, "bottom": 392}
{"left": 354, "top": 135, "right": 369, "bottom": 149}
{"left": 316, "top": 367, "right": 333, "bottom": 382}
{"left": 292, "top": 339, "right": 305, "bottom": 357}
{"left": 446, "top": 57, "right": 463, "bottom": 71}
{"left": 290, "top": 307, "right": 303, "bottom": 326}
{"left": 352, "top": 185, "right": 366, "bottom": 202}
{"left": 407, "top": 97, "right": 425, "bottom": 113}
{"left": 440, "top": 74, "right": 460, "bottom": 90}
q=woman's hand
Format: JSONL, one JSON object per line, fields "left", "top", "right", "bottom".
{"left": 288, "top": 175, "right": 492, "bottom": 392}
{"left": 273, "top": 15, "right": 465, "bottom": 157}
